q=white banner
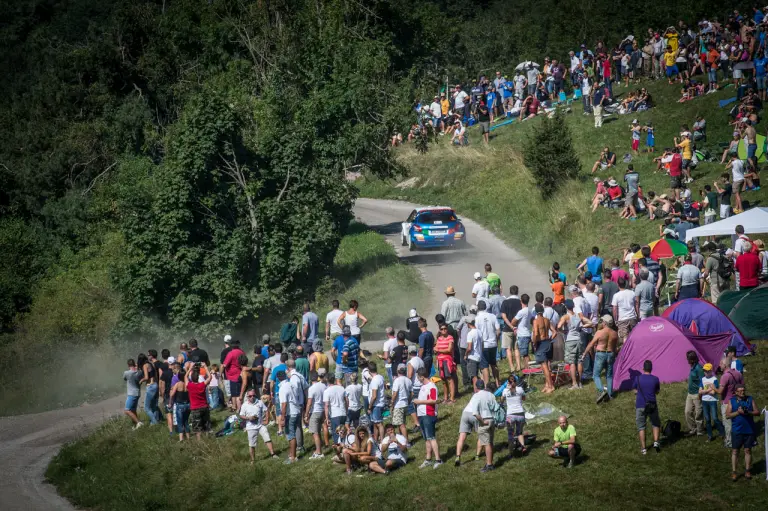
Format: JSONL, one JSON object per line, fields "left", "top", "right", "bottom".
{"left": 764, "top": 409, "right": 767, "bottom": 481}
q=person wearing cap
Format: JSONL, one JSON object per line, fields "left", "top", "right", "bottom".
{"left": 584, "top": 315, "right": 619, "bottom": 403}
{"left": 309, "top": 340, "right": 329, "bottom": 375}
{"left": 673, "top": 132, "right": 693, "bottom": 184}
{"left": 405, "top": 308, "right": 421, "bottom": 344}
{"left": 454, "top": 379, "right": 498, "bottom": 471}
{"left": 471, "top": 272, "right": 489, "bottom": 304}
{"left": 663, "top": 44, "right": 679, "bottom": 84}
{"left": 698, "top": 363, "right": 725, "bottom": 442}
{"left": 240, "top": 386, "right": 277, "bottom": 462}
{"left": 390, "top": 363, "right": 413, "bottom": 438}
{"left": 220, "top": 336, "right": 232, "bottom": 366}
{"left": 441, "top": 286, "right": 467, "bottom": 329}
{"left": 417, "top": 317, "right": 435, "bottom": 377}
{"left": 725, "top": 383, "right": 760, "bottom": 480}
{"left": 305, "top": 370, "right": 328, "bottom": 459}
{"left": 558, "top": 299, "right": 593, "bottom": 390}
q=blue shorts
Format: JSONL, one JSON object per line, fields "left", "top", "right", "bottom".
{"left": 534, "top": 340, "right": 553, "bottom": 363}
{"left": 666, "top": 65, "right": 679, "bottom": 77}
{"left": 371, "top": 406, "right": 384, "bottom": 424}
{"left": 747, "top": 143, "right": 757, "bottom": 159}
{"left": 431, "top": 118, "right": 440, "bottom": 128}
{"left": 125, "top": 395, "right": 139, "bottom": 412}
{"left": 408, "top": 390, "right": 418, "bottom": 415}
{"left": 274, "top": 393, "right": 281, "bottom": 417}
{"left": 517, "top": 336, "right": 531, "bottom": 357}
{"left": 418, "top": 415, "right": 437, "bottom": 440}
{"left": 757, "top": 76, "right": 767, "bottom": 90}
{"left": 286, "top": 414, "right": 301, "bottom": 441}
{"left": 731, "top": 433, "right": 756, "bottom": 449}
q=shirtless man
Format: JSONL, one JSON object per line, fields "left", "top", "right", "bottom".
{"left": 583, "top": 315, "right": 619, "bottom": 403}
{"left": 532, "top": 303, "right": 558, "bottom": 394}
{"left": 742, "top": 120, "right": 757, "bottom": 170}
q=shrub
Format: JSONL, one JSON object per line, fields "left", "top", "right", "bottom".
{"left": 523, "top": 109, "right": 581, "bottom": 198}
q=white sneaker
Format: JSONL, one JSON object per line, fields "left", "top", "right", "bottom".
{"left": 433, "top": 460, "right": 444, "bottom": 469}
{"left": 419, "top": 460, "right": 433, "bottom": 469}
{"left": 134, "top": 422, "right": 144, "bottom": 430}
{"left": 310, "top": 453, "right": 325, "bottom": 460}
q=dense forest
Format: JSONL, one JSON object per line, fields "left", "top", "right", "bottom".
{"left": 0, "top": 0, "right": 732, "bottom": 348}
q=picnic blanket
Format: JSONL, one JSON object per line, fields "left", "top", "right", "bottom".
{"left": 718, "top": 97, "right": 737, "bottom": 108}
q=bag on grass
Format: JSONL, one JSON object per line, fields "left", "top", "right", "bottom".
{"left": 662, "top": 420, "right": 681, "bottom": 439}
{"left": 490, "top": 399, "right": 507, "bottom": 428}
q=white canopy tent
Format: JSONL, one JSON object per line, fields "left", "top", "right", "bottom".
{"left": 685, "top": 207, "right": 768, "bottom": 241}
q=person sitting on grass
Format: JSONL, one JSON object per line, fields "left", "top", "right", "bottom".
{"left": 371, "top": 423, "right": 408, "bottom": 475}
{"left": 725, "top": 384, "right": 760, "bottom": 481}
{"left": 548, "top": 415, "right": 581, "bottom": 468}
{"left": 341, "top": 426, "right": 379, "bottom": 474}
{"left": 591, "top": 147, "right": 617, "bottom": 174}
{"left": 451, "top": 120, "right": 467, "bottom": 146}
{"left": 591, "top": 177, "right": 609, "bottom": 212}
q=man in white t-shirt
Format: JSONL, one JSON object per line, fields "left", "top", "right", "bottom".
{"left": 475, "top": 300, "right": 501, "bottom": 386}
{"left": 325, "top": 300, "right": 343, "bottom": 342}
{"left": 454, "top": 86, "right": 469, "bottom": 118}
{"left": 239, "top": 390, "right": 277, "bottom": 462}
{"left": 379, "top": 327, "right": 398, "bottom": 387}
{"left": 342, "top": 373, "right": 362, "bottom": 429}
{"left": 732, "top": 225, "right": 751, "bottom": 291}
{"left": 727, "top": 154, "right": 745, "bottom": 213}
{"left": 372, "top": 423, "right": 408, "bottom": 473}
{"left": 305, "top": 372, "right": 328, "bottom": 459}
{"left": 407, "top": 346, "right": 425, "bottom": 431}
{"left": 510, "top": 294, "right": 532, "bottom": 374}
{"left": 323, "top": 376, "right": 348, "bottom": 444}
{"left": 277, "top": 371, "right": 302, "bottom": 464}
{"left": 472, "top": 272, "right": 490, "bottom": 303}
{"left": 367, "top": 362, "right": 386, "bottom": 441}
{"left": 454, "top": 379, "right": 498, "bottom": 471}
{"left": 429, "top": 96, "right": 442, "bottom": 130}
{"left": 572, "top": 284, "right": 595, "bottom": 379}
{"left": 390, "top": 364, "right": 413, "bottom": 438}
{"left": 414, "top": 367, "right": 443, "bottom": 468}
{"left": 611, "top": 277, "right": 638, "bottom": 345}
{"left": 464, "top": 319, "right": 484, "bottom": 389}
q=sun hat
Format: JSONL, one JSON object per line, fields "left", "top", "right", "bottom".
{"left": 445, "top": 286, "right": 456, "bottom": 295}
{"left": 473, "top": 271, "right": 482, "bottom": 280}
{"left": 608, "top": 179, "right": 619, "bottom": 186}
{"left": 601, "top": 315, "right": 614, "bottom": 326}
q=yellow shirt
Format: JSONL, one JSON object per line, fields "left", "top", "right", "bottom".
{"left": 441, "top": 99, "right": 449, "bottom": 115}
{"left": 679, "top": 138, "right": 692, "bottom": 160}
{"left": 664, "top": 51, "right": 676, "bottom": 67}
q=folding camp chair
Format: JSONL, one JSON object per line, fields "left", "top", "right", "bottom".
{"left": 550, "top": 363, "right": 572, "bottom": 388}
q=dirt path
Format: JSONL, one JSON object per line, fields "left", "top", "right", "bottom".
{"left": 0, "top": 198, "right": 548, "bottom": 510}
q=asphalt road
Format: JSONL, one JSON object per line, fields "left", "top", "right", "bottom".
{"left": 0, "top": 198, "right": 548, "bottom": 510}
{"left": 354, "top": 198, "right": 549, "bottom": 351}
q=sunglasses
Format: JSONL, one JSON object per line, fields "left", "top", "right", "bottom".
{"left": 247, "top": 394, "right": 256, "bottom": 398}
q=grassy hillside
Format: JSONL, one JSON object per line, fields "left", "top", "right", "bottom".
{"left": 360, "top": 80, "right": 768, "bottom": 283}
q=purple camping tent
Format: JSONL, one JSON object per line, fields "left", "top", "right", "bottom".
{"left": 613, "top": 317, "right": 732, "bottom": 391}
{"left": 662, "top": 298, "right": 753, "bottom": 356}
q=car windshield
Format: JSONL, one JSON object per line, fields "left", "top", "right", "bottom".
{"left": 417, "top": 211, "right": 456, "bottom": 224}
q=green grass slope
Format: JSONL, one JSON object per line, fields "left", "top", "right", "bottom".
{"left": 360, "top": 80, "right": 768, "bottom": 281}
{"left": 48, "top": 353, "right": 768, "bottom": 510}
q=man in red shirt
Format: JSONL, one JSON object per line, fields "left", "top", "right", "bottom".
{"left": 186, "top": 367, "right": 212, "bottom": 440}
{"left": 668, "top": 150, "right": 683, "bottom": 200}
{"left": 734, "top": 247, "right": 761, "bottom": 290}
{"left": 223, "top": 339, "right": 245, "bottom": 410}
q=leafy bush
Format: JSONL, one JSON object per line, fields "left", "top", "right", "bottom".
{"left": 523, "top": 109, "right": 581, "bottom": 198}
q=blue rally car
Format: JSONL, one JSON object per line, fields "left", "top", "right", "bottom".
{"left": 400, "top": 206, "right": 466, "bottom": 251}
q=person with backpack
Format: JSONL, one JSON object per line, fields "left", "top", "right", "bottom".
{"left": 633, "top": 360, "right": 661, "bottom": 455}
{"left": 454, "top": 379, "right": 498, "bottom": 472}
{"left": 704, "top": 245, "right": 732, "bottom": 303}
